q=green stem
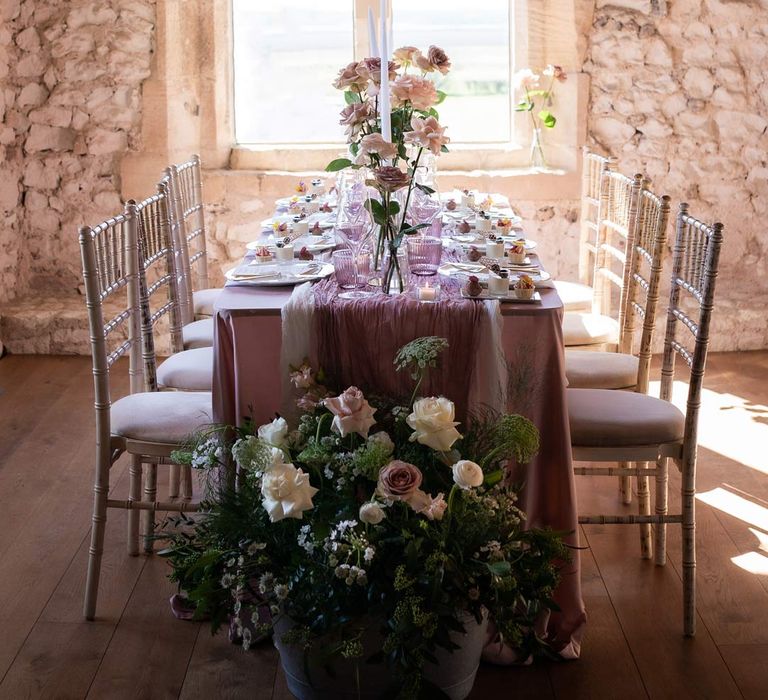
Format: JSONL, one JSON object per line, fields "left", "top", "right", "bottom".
{"left": 408, "top": 372, "right": 423, "bottom": 409}
{"left": 315, "top": 412, "right": 331, "bottom": 445}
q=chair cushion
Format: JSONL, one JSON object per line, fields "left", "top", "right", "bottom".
{"left": 157, "top": 347, "right": 213, "bottom": 391}
{"left": 568, "top": 388, "right": 685, "bottom": 447}
{"left": 565, "top": 350, "right": 638, "bottom": 390}
{"left": 193, "top": 287, "right": 222, "bottom": 318}
{"left": 183, "top": 318, "right": 214, "bottom": 350}
{"left": 111, "top": 391, "right": 212, "bottom": 444}
{"left": 554, "top": 280, "right": 593, "bottom": 312}
{"left": 563, "top": 312, "right": 619, "bottom": 347}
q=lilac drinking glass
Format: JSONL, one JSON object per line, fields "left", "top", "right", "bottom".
{"left": 333, "top": 249, "right": 371, "bottom": 290}
{"left": 406, "top": 236, "right": 443, "bottom": 276}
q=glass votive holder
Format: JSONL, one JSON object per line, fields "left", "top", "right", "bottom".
{"left": 413, "top": 277, "right": 440, "bottom": 303}
{"left": 406, "top": 236, "right": 442, "bottom": 276}
{"left": 332, "top": 249, "right": 371, "bottom": 289}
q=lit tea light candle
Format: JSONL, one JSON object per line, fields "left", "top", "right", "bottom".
{"left": 418, "top": 282, "right": 437, "bottom": 302}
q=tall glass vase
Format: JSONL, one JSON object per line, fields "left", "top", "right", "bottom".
{"left": 530, "top": 127, "right": 546, "bottom": 169}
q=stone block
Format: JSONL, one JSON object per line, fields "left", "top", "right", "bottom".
{"left": 25, "top": 124, "right": 76, "bottom": 152}
{"left": 28, "top": 105, "right": 72, "bottom": 128}
{"left": 87, "top": 128, "right": 128, "bottom": 155}
{"left": 15, "top": 52, "right": 47, "bottom": 78}
{"left": 682, "top": 67, "right": 715, "bottom": 99}
{"left": 15, "top": 26, "right": 39, "bottom": 52}
{"left": 592, "top": 116, "right": 636, "bottom": 146}
{"left": 0, "top": 174, "right": 19, "bottom": 211}
{"left": 17, "top": 82, "right": 47, "bottom": 108}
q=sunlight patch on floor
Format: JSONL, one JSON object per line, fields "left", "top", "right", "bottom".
{"left": 649, "top": 379, "right": 768, "bottom": 476}
{"left": 731, "top": 551, "right": 768, "bottom": 576}
{"left": 696, "top": 487, "right": 768, "bottom": 532}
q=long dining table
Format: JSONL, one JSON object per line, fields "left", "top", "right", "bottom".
{"left": 211, "top": 254, "right": 587, "bottom": 658}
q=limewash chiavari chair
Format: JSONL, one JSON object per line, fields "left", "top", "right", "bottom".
{"left": 554, "top": 148, "right": 613, "bottom": 312}
{"left": 566, "top": 183, "right": 671, "bottom": 511}
{"left": 569, "top": 204, "right": 724, "bottom": 636}
{"left": 563, "top": 167, "right": 643, "bottom": 349}
{"left": 167, "top": 154, "right": 222, "bottom": 322}
{"left": 80, "top": 202, "right": 211, "bottom": 620}
{"left": 135, "top": 185, "right": 213, "bottom": 501}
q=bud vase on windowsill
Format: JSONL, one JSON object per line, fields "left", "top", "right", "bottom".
{"left": 530, "top": 127, "right": 546, "bottom": 170}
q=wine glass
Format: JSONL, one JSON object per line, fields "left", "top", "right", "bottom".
{"left": 335, "top": 184, "right": 375, "bottom": 299}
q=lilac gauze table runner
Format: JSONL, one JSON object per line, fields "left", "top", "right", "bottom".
{"left": 311, "top": 276, "right": 485, "bottom": 422}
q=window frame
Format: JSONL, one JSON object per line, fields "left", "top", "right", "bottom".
{"left": 230, "top": 0, "right": 537, "bottom": 170}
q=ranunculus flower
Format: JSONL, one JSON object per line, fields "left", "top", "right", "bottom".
{"left": 452, "top": 460, "right": 484, "bottom": 490}
{"left": 358, "top": 132, "right": 398, "bottom": 162}
{"left": 339, "top": 102, "right": 371, "bottom": 139}
{"left": 411, "top": 490, "right": 448, "bottom": 520}
{"left": 359, "top": 501, "right": 386, "bottom": 524}
{"left": 513, "top": 68, "right": 540, "bottom": 92}
{"left": 406, "top": 397, "right": 462, "bottom": 452}
{"left": 404, "top": 115, "right": 450, "bottom": 156}
{"left": 373, "top": 166, "right": 410, "bottom": 192}
{"left": 418, "top": 45, "right": 451, "bottom": 75}
{"left": 393, "top": 45, "right": 420, "bottom": 66}
{"left": 258, "top": 417, "right": 288, "bottom": 447}
{"left": 261, "top": 457, "right": 318, "bottom": 522}
{"left": 333, "top": 61, "right": 368, "bottom": 91}
{"left": 324, "top": 386, "right": 377, "bottom": 437}
{"left": 391, "top": 74, "right": 438, "bottom": 111}
{"left": 377, "top": 460, "right": 423, "bottom": 502}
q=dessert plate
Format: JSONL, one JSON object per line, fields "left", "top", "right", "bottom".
{"left": 246, "top": 234, "right": 336, "bottom": 253}
{"left": 225, "top": 262, "right": 333, "bottom": 286}
{"left": 461, "top": 289, "right": 542, "bottom": 303}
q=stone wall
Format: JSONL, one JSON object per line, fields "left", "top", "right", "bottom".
{"left": 1, "top": 0, "right": 767, "bottom": 353}
{"left": 0, "top": 0, "right": 155, "bottom": 304}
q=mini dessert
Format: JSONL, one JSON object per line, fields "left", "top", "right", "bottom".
{"left": 288, "top": 200, "right": 304, "bottom": 214}
{"left": 464, "top": 275, "right": 482, "bottom": 297}
{"left": 253, "top": 246, "right": 273, "bottom": 264}
{"left": 514, "top": 274, "right": 536, "bottom": 299}
{"left": 446, "top": 198, "right": 457, "bottom": 211}
{"left": 292, "top": 218, "right": 309, "bottom": 236}
{"left": 311, "top": 178, "right": 325, "bottom": 197}
{"left": 303, "top": 197, "right": 320, "bottom": 214}
{"left": 310, "top": 221, "right": 323, "bottom": 235}
{"left": 496, "top": 217, "right": 512, "bottom": 233}
{"left": 460, "top": 189, "right": 476, "bottom": 209}
{"left": 274, "top": 239, "right": 294, "bottom": 262}
{"left": 298, "top": 246, "right": 314, "bottom": 261}
{"left": 486, "top": 235, "right": 504, "bottom": 258}
{"left": 295, "top": 181, "right": 308, "bottom": 194}
{"left": 319, "top": 202, "right": 333, "bottom": 213}
{"left": 272, "top": 221, "right": 289, "bottom": 234}
{"left": 508, "top": 240, "right": 527, "bottom": 264}
{"left": 467, "top": 246, "right": 483, "bottom": 262}
{"left": 458, "top": 219, "right": 472, "bottom": 234}
{"left": 475, "top": 214, "right": 492, "bottom": 233}
{"left": 480, "top": 195, "right": 494, "bottom": 210}
{"left": 488, "top": 269, "right": 509, "bottom": 295}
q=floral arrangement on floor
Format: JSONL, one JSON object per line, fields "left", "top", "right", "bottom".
{"left": 162, "top": 337, "right": 566, "bottom": 699}
{"left": 513, "top": 65, "right": 568, "bottom": 168}
{"left": 326, "top": 47, "right": 452, "bottom": 293}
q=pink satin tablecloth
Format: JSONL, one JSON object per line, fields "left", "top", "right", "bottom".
{"left": 212, "top": 276, "right": 586, "bottom": 657}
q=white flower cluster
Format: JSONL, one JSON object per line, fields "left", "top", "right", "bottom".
{"left": 191, "top": 437, "right": 224, "bottom": 470}
{"left": 297, "top": 524, "right": 315, "bottom": 554}
{"left": 335, "top": 563, "right": 368, "bottom": 586}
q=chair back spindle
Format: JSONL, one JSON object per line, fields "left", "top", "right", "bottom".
{"left": 578, "top": 148, "right": 613, "bottom": 286}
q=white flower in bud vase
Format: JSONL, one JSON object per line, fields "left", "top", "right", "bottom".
{"left": 359, "top": 501, "right": 386, "bottom": 525}
{"left": 406, "top": 396, "right": 462, "bottom": 452}
{"left": 324, "top": 386, "right": 377, "bottom": 437}
{"left": 452, "top": 460, "right": 484, "bottom": 490}
{"left": 258, "top": 416, "right": 288, "bottom": 447}
{"left": 261, "top": 460, "right": 318, "bottom": 522}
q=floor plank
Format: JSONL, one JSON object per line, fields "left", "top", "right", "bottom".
{"left": 718, "top": 643, "right": 768, "bottom": 700}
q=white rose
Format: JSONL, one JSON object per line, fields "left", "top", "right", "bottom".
{"left": 258, "top": 417, "right": 288, "bottom": 447}
{"left": 368, "top": 431, "right": 394, "bottom": 454}
{"left": 261, "top": 460, "right": 318, "bottom": 522}
{"left": 406, "top": 397, "right": 462, "bottom": 452}
{"left": 359, "top": 501, "right": 386, "bottom": 525}
{"left": 452, "top": 460, "right": 484, "bottom": 490}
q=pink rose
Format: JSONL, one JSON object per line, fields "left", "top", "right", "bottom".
{"left": 324, "top": 386, "right": 377, "bottom": 437}
{"left": 391, "top": 75, "right": 438, "bottom": 111}
{"left": 333, "top": 61, "right": 368, "bottom": 91}
{"left": 357, "top": 57, "right": 398, "bottom": 85}
{"left": 290, "top": 364, "right": 314, "bottom": 390}
{"left": 358, "top": 133, "right": 398, "bottom": 162}
{"left": 393, "top": 46, "right": 420, "bottom": 66}
{"left": 411, "top": 491, "right": 448, "bottom": 520}
{"left": 339, "top": 102, "right": 371, "bottom": 139}
{"left": 404, "top": 115, "right": 450, "bottom": 156}
{"left": 377, "top": 461, "right": 423, "bottom": 502}
{"left": 416, "top": 46, "right": 451, "bottom": 75}
{"left": 373, "top": 166, "right": 411, "bottom": 192}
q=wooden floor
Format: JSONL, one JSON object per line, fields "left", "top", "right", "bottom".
{"left": 0, "top": 352, "right": 767, "bottom": 699}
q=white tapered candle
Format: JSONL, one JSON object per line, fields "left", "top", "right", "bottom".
{"left": 379, "top": 0, "right": 392, "bottom": 143}
{"left": 367, "top": 8, "right": 378, "bottom": 58}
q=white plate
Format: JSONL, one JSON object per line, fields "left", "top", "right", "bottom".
{"left": 461, "top": 289, "right": 541, "bottom": 303}
{"left": 447, "top": 236, "right": 536, "bottom": 251}
{"left": 440, "top": 264, "right": 551, "bottom": 286}
{"left": 246, "top": 234, "right": 336, "bottom": 254}
{"left": 225, "top": 262, "right": 333, "bottom": 286}
{"left": 262, "top": 213, "right": 335, "bottom": 229}
{"left": 275, "top": 194, "right": 336, "bottom": 210}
